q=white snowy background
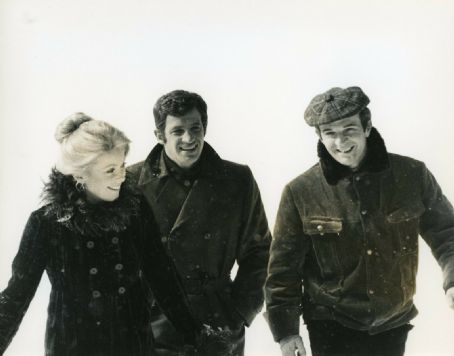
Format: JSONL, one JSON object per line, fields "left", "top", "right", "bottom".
{"left": 1, "top": 0, "right": 453, "bottom": 355}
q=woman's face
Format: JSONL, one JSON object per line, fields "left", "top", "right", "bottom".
{"left": 80, "top": 147, "right": 127, "bottom": 203}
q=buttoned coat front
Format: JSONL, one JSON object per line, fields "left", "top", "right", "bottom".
{"left": 128, "top": 143, "right": 271, "bottom": 333}
{"left": 0, "top": 171, "right": 198, "bottom": 356}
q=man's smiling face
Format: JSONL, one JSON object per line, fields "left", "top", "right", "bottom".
{"left": 318, "top": 114, "right": 371, "bottom": 170}
{"left": 155, "top": 107, "right": 205, "bottom": 169}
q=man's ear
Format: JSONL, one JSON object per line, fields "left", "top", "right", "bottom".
{"left": 365, "top": 120, "right": 372, "bottom": 137}
{"left": 315, "top": 127, "right": 322, "bottom": 141}
{"left": 154, "top": 129, "right": 165, "bottom": 145}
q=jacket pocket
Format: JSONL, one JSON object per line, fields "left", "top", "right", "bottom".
{"left": 386, "top": 200, "right": 424, "bottom": 255}
{"left": 303, "top": 217, "right": 343, "bottom": 278}
{"left": 386, "top": 200, "right": 425, "bottom": 223}
{"left": 303, "top": 217, "right": 342, "bottom": 235}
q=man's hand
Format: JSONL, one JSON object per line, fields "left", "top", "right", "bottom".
{"left": 446, "top": 286, "right": 454, "bottom": 310}
{"left": 279, "top": 335, "right": 306, "bottom": 356}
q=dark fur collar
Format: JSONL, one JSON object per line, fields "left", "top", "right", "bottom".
{"left": 42, "top": 169, "right": 141, "bottom": 236}
{"left": 317, "top": 127, "right": 389, "bottom": 185}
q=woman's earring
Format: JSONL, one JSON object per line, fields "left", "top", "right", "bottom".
{"left": 75, "top": 181, "right": 85, "bottom": 191}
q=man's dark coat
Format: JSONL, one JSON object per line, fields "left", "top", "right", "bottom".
{"left": 265, "top": 128, "right": 454, "bottom": 342}
{"left": 128, "top": 142, "right": 271, "bottom": 353}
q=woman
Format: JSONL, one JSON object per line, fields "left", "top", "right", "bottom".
{"left": 0, "top": 113, "right": 200, "bottom": 355}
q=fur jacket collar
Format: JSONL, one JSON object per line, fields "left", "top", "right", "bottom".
{"left": 42, "top": 169, "right": 141, "bottom": 236}
{"left": 317, "top": 127, "right": 390, "bottom": 185}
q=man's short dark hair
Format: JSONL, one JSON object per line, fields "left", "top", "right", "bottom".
{"left": 153, "top": 90, "right": 208, "bottom": 133}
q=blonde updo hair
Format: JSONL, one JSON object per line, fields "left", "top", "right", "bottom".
{"left": 55, "top": 112, "right": 130, "bottom": 176}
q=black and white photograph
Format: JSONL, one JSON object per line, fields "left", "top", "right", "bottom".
{"left": 1, "top": 1, "right": 453, "bottom": 355}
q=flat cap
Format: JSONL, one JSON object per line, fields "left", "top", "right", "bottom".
{"left": 304, "top": 86, "right": 370, "bottom": 126}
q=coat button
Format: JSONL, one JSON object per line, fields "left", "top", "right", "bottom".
{"left": 184, "top": 180, "right": 191, "bottom": 187}
{"left": 86, "top": 241, "right": 95, "bottom": 249}
{"left": 366, "top": 249, "right": 373, "bottom": 255}
{"left": 317, "top": 225, "right": 324, "bottom": 232}
{"left": 89, "top": 267, "right": 98, "bottom": 275}
{"left": 92, "top": 290, "right": 101, "bottom": 298}
{"left": 369, "top": 289, "right": 375, "bottom": 295}
{"left": 111, "top": 237, "right": 119, "bottom": 244}
{"left": 355, "top": 176, "right": 361, "bottom": 181}
{"left": 361, "top": 210, "right": 368, "bottom": 215}
{"left": 118, "top": 287, "right": 126, "bottom": 294}
{"left": 115, "top": 263, "right": 123, "bottom": 271}
{"left": 96, "top": 321, "right": 101, "bottom": 326}
{"left": 161, "top": 236, "right": 168, "bottom": 243}
{"left": 204, "top": 233, "right": 211, "bottom": 240}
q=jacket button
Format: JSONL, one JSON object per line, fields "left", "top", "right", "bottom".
{"left": 369, "top": 289, "right": 375, "bottom": 295}
{"left": 184, "top": 180, "right": 191, "bottom": 187}
{"left": 115, "top": 263, "right": 124, "bottom": 271}
{"left": 366, "top": 250, "right": 373, "bottom": 255}
{"left": 89, "top": 267, "right": 98, "bottom": 275}
{"left": 355, "top": 176, "right": 361, "bottom": 181}
{"left": 92, "top": 290, "right": 101, "bottom": 298}
{"left": 161, "top": 236, "right": 168, "bottom": 243}
{"left": 317, "top": 225, "right": 323, "bottom": 232}
{"left": 111, "top": 237, "right": 119, "bottom": 244}
{"left": 204, "top": 233, "right": 212, "bottom": 240}
{"left": 118, "top": 287, "right": 126, "bottom": 294}
{"left": 361, "top": 210, "right": 368, "bottom": 215}
{"left": 86, "top": 241, "right": 95, "bottom": 249}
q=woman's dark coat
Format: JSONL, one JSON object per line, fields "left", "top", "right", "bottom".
{"left": 265, "top": 128, "right": 454, "bottom": 342}
{"left": 0, "top": 170, "right": 198, "bottom": 356}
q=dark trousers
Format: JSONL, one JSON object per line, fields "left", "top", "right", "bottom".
{"left": 306, "top": 320, "right": 413, "bottom": 356}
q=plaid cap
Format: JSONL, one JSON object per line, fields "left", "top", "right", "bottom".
{"left": 304, "top": 86, "right": 370, "bottom": 126}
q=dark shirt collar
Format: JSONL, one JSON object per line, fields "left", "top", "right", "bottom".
{"left": 162, "top": 150, "right": 202, "bottom": 180}
{"left": 137, "top": 141, "right": 226, "bottom": 187}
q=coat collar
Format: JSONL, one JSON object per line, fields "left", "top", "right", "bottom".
{"left": 42, "top": 169, "right": 141, "bottom": 236}
{"left": 137, "top": 141, "right": 225, "bottom": 187}
{"left": 317, "top": 127, "right": 390, "bottom": 185}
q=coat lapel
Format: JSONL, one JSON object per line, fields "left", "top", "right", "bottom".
{"left": 136, "top": 143, "right": 226, "bottom": 236}
{"left": 170, "top": 177, "right": 219, "bottom": 234}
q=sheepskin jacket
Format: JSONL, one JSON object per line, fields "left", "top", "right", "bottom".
{"left": 265, "top": 128, "right": 454, "bottom": 341}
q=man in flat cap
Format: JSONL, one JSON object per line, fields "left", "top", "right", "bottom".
{"left": 265, "top": 86, "right": 454, "bottom": 356}
{"left": 128, "top": 89, "right": 271, "bottom": 355}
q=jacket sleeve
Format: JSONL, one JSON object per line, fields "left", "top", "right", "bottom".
{"left": 264, "top": 184, "right": 311, "bottom": 342}
{"left": 230, "top": 167, "right": 271, "bottom": 327}
{"left": 418, "top": 164, "right": 454, "bottom": 292}
{"left": 0, "top": 211, "right": 47, "bottom": 353}
{"left": 137, "top": 202, "right": 200, "bottom": 345}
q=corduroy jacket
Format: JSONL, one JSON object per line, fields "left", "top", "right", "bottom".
{"left": 265, "top": 128, "right": 454, "bottom": 341}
